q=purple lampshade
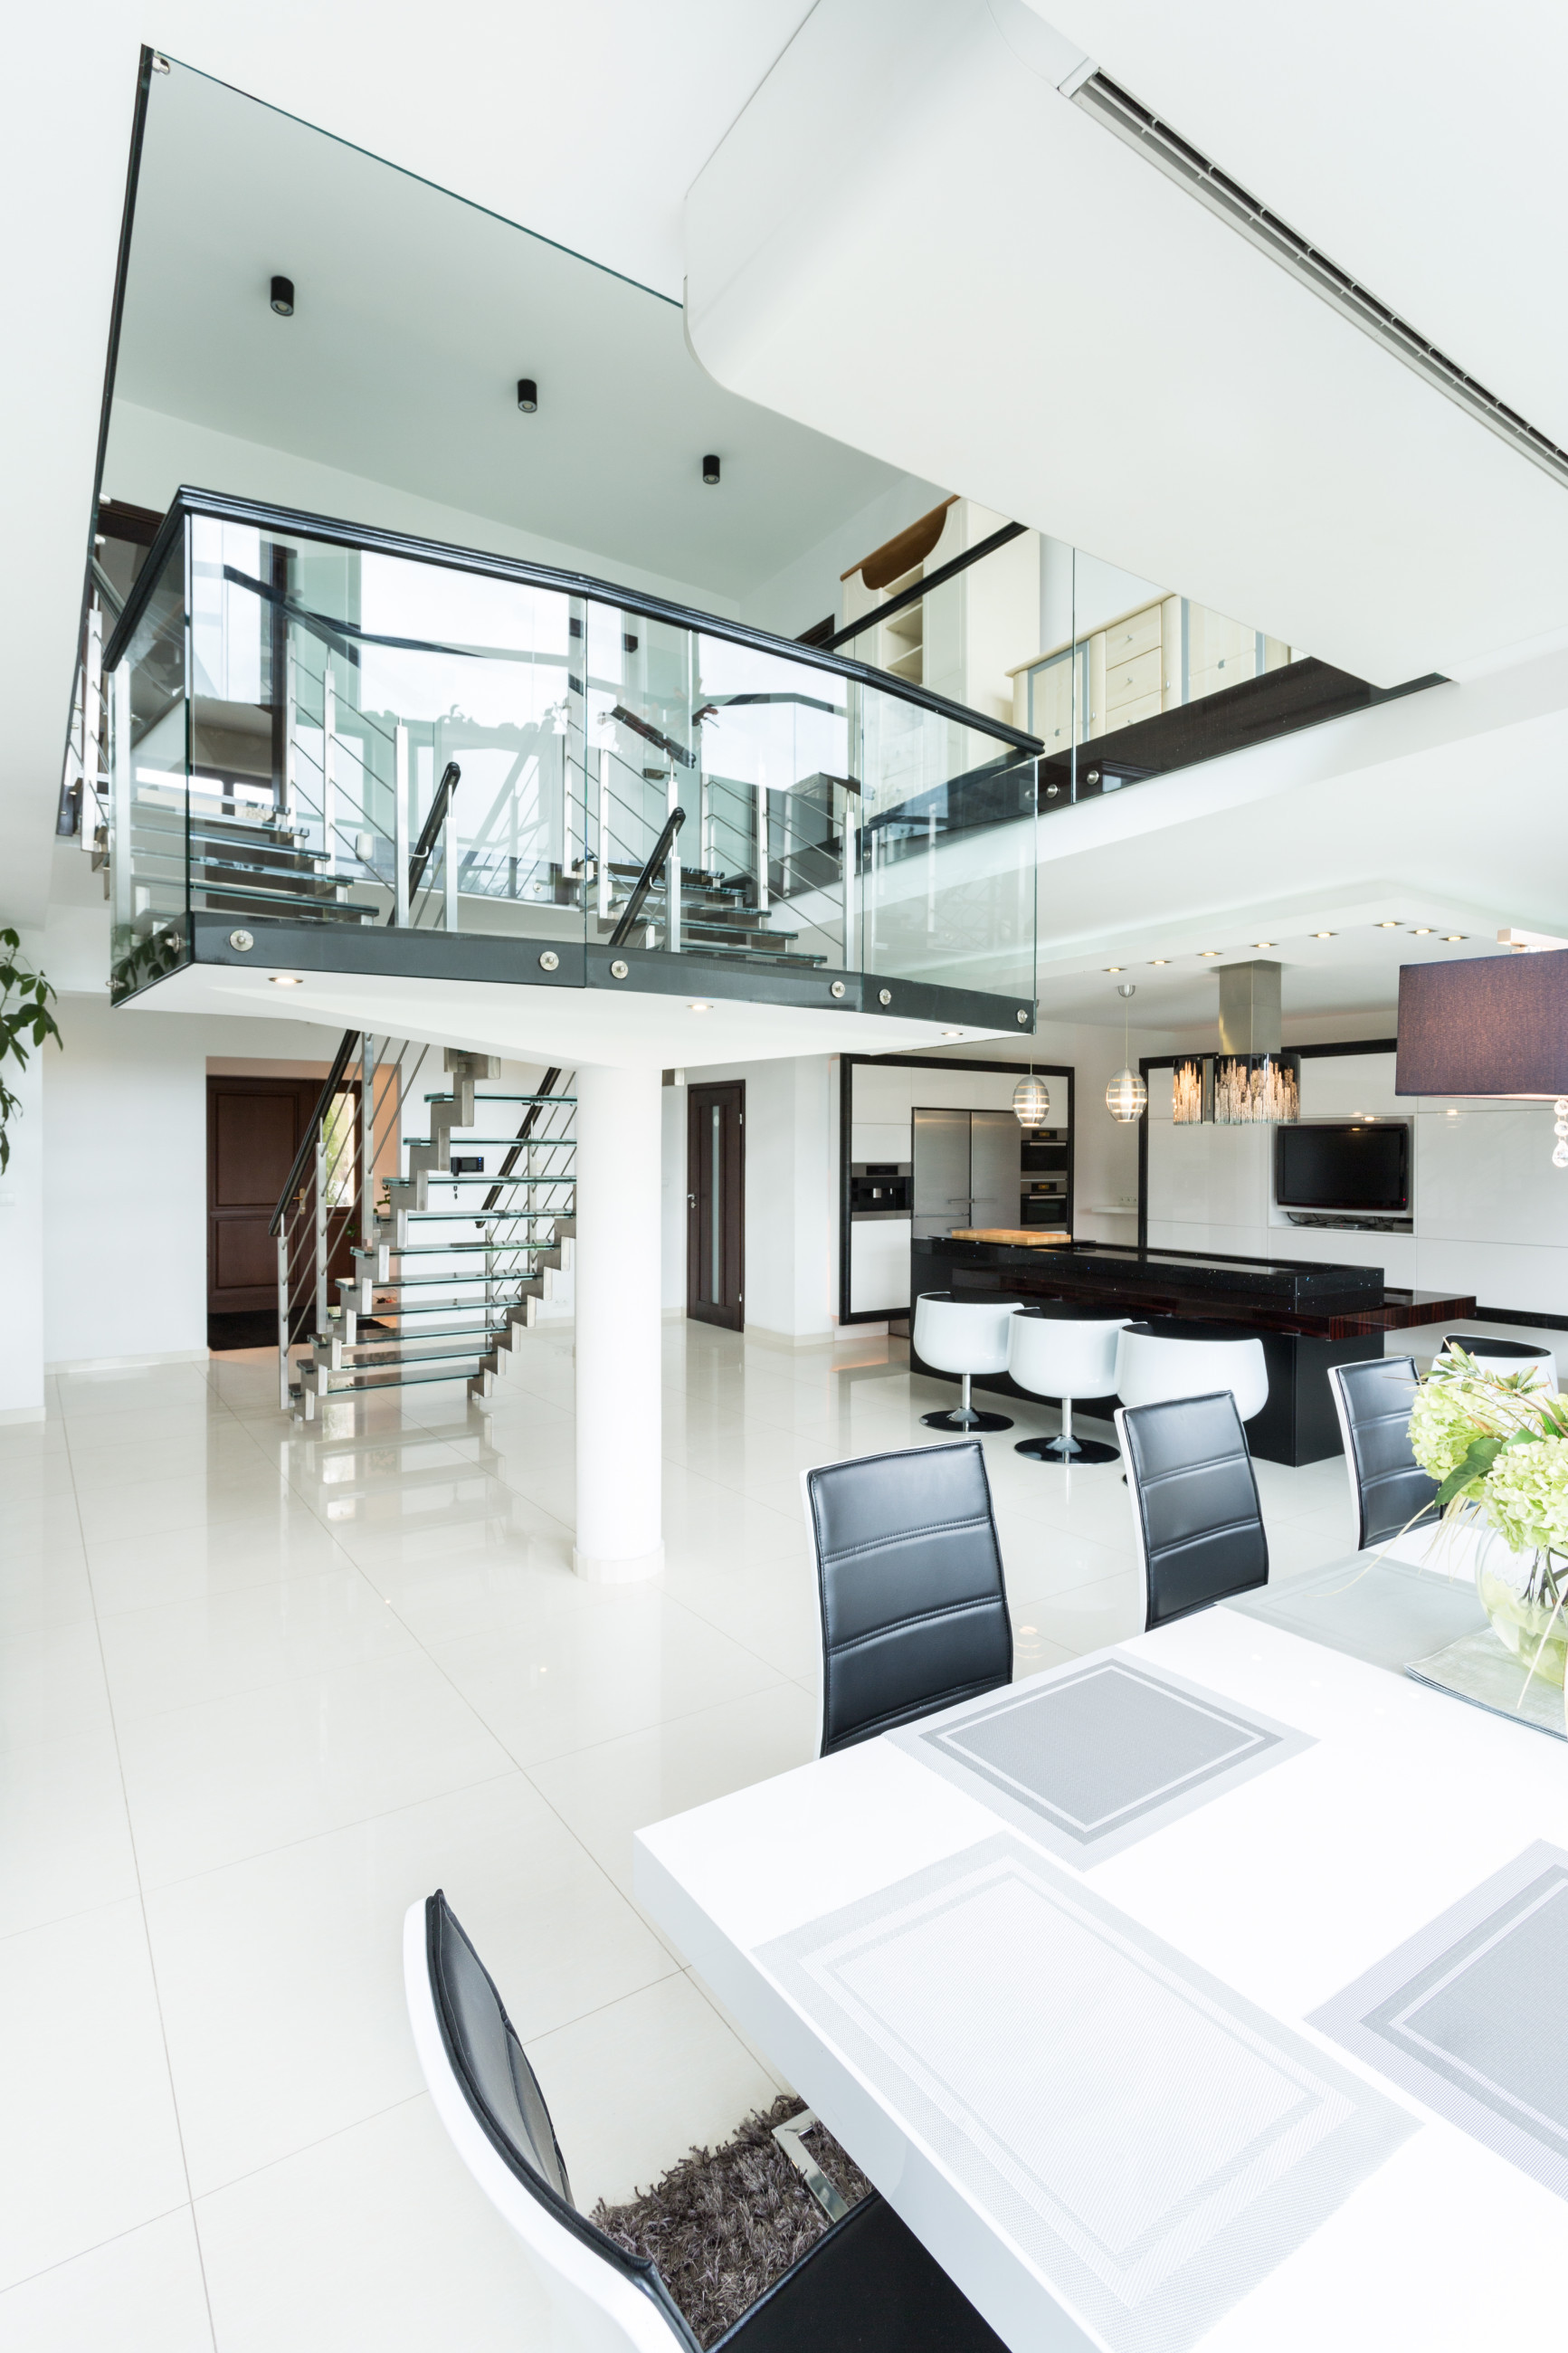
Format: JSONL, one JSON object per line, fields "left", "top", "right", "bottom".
{"left": 1396, "top": 950, "right": 1568, "bottom": 1096}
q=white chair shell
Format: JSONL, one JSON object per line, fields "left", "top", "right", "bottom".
{"left": 1115, "top": 1322, "right": 1269, "bottom": 1424}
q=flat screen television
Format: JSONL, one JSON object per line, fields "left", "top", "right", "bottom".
{"left": 1275, "top": 1121, "right": 1410, "bottom": 1215}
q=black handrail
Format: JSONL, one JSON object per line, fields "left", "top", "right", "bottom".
{"left": 268, "top": 1028, "right": 361, "bottom": 1238}
{"left": 266, "top": 763, "right": 461, "bottom": 1238}
{"left": 407, "top": 762, "right": 461, "bottom": 901}
{"left": 608, "top": 809, "right": 685, "bottom": 948}
{"left": 825, "top": 521, "right": 1026, "bottom": 651}
{"left": 481, "top": 1067, "right": 564, "bottom": 1212}
{"left": 104, "top": 488, "right": 1044, "bottom": 756}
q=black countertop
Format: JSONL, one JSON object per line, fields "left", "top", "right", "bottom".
{"left": 915, "top": 1235, "right": 1384, "bottom": 1316}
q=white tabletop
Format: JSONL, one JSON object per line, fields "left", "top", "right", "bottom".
{"left": 633, "top": 1586, "right": 1568, "bottom": 2352}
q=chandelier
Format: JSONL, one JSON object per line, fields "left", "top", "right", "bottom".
{"left": 1174, "top": 961, "right": 1299, "bottom": 1127}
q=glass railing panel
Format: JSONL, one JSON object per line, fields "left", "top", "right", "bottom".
{"left": 106, "top": 493, "right": 1044, "bottom": 1012}
{"left": 854, "top": 681, "right": 1037, "bottom": 1003}
{"left": 109, "top": 518, "right": 190, "bottom": 1000}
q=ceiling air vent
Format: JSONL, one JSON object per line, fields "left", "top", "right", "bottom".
{"left": 1069, "top": 71, "right": 1568, "bottom": 497}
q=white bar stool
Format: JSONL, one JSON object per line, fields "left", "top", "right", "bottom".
{"left": 913, "top": 1291, "right": 1024, "bottom": 1433}
{"left": 1435, "top": 1332, "right": 1555, "bottom": 1390}
{"left": 1007, "top": 1307, "right": 1128, "bottom": 1465}
{"left": 1115, "top": 1317, "right": 1269, "bottom": 1424}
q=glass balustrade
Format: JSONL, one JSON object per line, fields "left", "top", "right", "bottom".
{"left": 104, "top": 493, "right": 1041, "bottom": 1015}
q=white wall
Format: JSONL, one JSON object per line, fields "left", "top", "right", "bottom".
{"left": 42, "top": 995, "right": 350, "bottom": 1368}
{"left": 1145, "top": 1048, "right": 1568, "bottom": 1318}
{"left": 106, "top": 403, "right": 742, "bottom": 618}
{"left": 0, "top": 929, "right": 48, "bottom": 1417}
{"left": 660, "top": 1055, "right": 837, "bottom": 1342}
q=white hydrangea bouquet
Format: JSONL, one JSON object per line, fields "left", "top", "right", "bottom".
{"left": 1408, "top": 1347, "right": 1568, "bottom": 1689}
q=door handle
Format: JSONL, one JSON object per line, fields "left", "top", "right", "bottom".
{"left": 688, "top": 1193, "right": 697, "bottom": 1205}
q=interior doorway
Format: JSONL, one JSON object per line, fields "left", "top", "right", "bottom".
{"left": 687, "top": 1080, "right": 745, "bottom": 1331}
{"left": 206, "top": 1075, "right": 358, "bottom": 1348}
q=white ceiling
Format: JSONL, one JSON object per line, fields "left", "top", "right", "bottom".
{"left": 115, "top": 62, "right": 902, "bottom": 602}
{"left": 685, "top": 0, "right": 1568, "bottom": 690}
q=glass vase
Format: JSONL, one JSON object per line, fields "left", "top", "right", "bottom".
{"left": 1476, "top": 1541, "right": 1568, "bottom": 1689}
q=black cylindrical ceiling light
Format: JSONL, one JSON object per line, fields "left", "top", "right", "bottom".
{"left": 702, "top": 453, "right": 720, "bottom": 485}
{"left": 1398, "top": 947, "right": 1568, "bottom": 1166}
{"left": 270, "top": 275, "right": 295, "bottom": 317}
{"left": 517, "top": 377, "right": 537, "bottom": 413}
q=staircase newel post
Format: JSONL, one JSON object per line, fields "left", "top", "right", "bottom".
{"left": 314, "top": 1132, "right": 329, "bottom": 1338}
{"left": 277, "top": 1229, "right": 290, "bottom": 1413}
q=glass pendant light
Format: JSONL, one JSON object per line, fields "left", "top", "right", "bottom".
{"left": 1106, "top": 983, "right": 1146, "bottom": 1124}
{"left": 1012, "top": 1072, "right": 1050, "bottom": 1128}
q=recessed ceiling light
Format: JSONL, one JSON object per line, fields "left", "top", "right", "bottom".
{"left": 1253, "top": 940, "right": 1276, "bottom": 948}
{"left": 1411, "top": 927, "right": 1433, "bottom": 936}
{"left": 1148, "top": 958, "right": 1168, "bottom": 967}
{"left": 943, "top": 1029, "right": 964, "bottom": 1037}
{"left": 1105, "top": 966, "right": 1123, "bottom": 973}
{"left": 1447, "top": 1107, "right": 1459, "bottom": 1117}
{"left": 1199, "top": 949, "right": 1221, "bottom": 958}
{"left": 688, "top": 1001, "right": 712, "bottom": 1012}
{"left": 270, "top": 975, "right": 303, "bottom": 986}
{"left": 1442, "top": 933, "right": 1465, "bottom": 942}
{"left": 1376, "top": 919, "right": 1401, "bottom": 929}
{"left": 1312, "top": 930, "right": 1335, "bottom": 939}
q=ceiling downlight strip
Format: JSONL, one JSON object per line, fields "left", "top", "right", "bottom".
{"left": 1069, "top": 72, "right": 1568, "bottom": 498}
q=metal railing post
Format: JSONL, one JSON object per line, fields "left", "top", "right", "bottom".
{"left": 314, "top": 1134, "right": 329, "bottom": 1338}
{"left": 283, "top": 634, "right": 298, "bottom": 824}
{"left": 597, "top": 751, "right": 611, "bottom": 922}
{"left": 667, "top": 771, "right": 682, "bottom": 949}
{"left": 755, "top": 783, "right": 769, "bottom": 911}
{"left": 394, "top": 724, "right": 410, "bottom": 926}
{"left": 109, "top": 664, "right": 134, "bottom": 944}
{"left": 841, "top": 782, "right": 858, "bottom": 972}
{"left": 359, "top": 1033, "right": 375, "bottom": 1240}
{"left": 277, "top": 1230, "right": 291, "bottom": 1410}
{"left": 321, "top": 656, "right": 336, "bottom": 865}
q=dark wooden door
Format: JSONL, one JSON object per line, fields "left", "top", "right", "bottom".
{"left": 687, "top": 1081, "right": 745, "bottom": 1330}
{"left": 206, "top": 1078, "right": 324, "bottom": 1313}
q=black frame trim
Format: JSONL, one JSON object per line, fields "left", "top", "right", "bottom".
{"left": 839, "top": 1053, "right": 1075, "bottom": 1325}
{"left": 1136, "top": 1036, "right": 1401, "bottom": 1251}
{"left": 104, "top": 486, "right": 1045, "bottom": 754}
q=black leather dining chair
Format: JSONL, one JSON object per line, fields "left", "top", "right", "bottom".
{"left": 801, "top": 1441, "right": 1012, "bottom": 1756}
{"left": 1327, "top": 1356, "right": 1440, "bottom": 1550}
{"left": 1114, "top": 1392, "right": 1269, "bottom": 1630}
{"left": 406, "top": 1890, "right": 1009, "bottom": 2353}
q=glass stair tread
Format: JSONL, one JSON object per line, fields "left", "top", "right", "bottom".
{"left": 299, "top": 1366, "right": 486, "bottom": 1396}
{"left": 422, "top": 1093, "right": 576, "bottom": 1104}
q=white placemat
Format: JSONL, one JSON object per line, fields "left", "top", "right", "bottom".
{"left": 758, "top": 1834, "right": 1415, "bottom": 2353}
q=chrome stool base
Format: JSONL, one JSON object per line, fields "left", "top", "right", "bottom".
{"left": 1015, "top": 1434, "right": 1119, "bottom": 1465}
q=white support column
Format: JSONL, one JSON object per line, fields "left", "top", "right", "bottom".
{"left": 573, "top": 1062, "right": 663, "bottom": 1583}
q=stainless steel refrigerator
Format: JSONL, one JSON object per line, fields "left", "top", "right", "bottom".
{"left": 912, "top": 1108, "right": 1021, "bottom": 1238}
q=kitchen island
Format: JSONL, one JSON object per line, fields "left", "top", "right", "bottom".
{"left": 911, "top": 1234, "right": 1475, "bottom": 1464}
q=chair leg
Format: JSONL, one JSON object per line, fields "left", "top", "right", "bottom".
{"left": 921, "top": 1367, "right": 1014, "bottom": 1434}
{"left": 1015, "top": 1393, "right": 1121, "bottom": 1465}
{"left": 772, "top": 2109, "right": 851, "bottom": 2223}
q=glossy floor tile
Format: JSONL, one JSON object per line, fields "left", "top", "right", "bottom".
{"left": 0, "top": 1325, "right": 1362, "bottom": 2346}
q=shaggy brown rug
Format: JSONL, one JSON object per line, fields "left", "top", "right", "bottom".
{"left": 592, "top": 2094, "right": 873, "bottom": 2347}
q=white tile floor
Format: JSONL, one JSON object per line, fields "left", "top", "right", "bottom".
{"left": 0, "top": 1319, "right": 1443, "bottom": 2347}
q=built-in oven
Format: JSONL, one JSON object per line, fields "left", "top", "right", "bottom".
{"left": 1021, "top": 1176, "right": 1069, "bottom": 1227}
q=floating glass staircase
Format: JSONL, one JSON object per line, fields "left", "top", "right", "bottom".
{"left": 276, "top": 1038, "right": 576, "bottom": 1420}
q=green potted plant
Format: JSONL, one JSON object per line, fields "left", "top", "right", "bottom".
{"left": 1408, "top": 1348, "right": 1568, "bottom": 1690}
{"left": 0, "top": 929, "right": 62, "bottom": 1173}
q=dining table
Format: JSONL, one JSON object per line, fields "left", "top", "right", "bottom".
{"left": 633, "top": 1538, "right": 1568, "bottom": 2352}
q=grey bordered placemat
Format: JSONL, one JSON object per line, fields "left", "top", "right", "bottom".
{"left": 757, "top": 1834, "right": 1414, "bottom": 2353}
{"left": 888, "top": 1653, "right": 1314, "bottom": 1865}
{"left": 1312, "top": 1841, "right": 1568, "bottom": 2199}
{"left": 1222, "top": 1552, "right": 1487, "bottom": 1673}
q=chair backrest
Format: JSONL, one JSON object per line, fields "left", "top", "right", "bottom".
{"left": 913, "top": 1291, "right": 1022, "bottom": 1377}
{"left": 1007, "top": 1309, "right": 1128, "bottom": 1399}
{"left": 1114, "top": 1393, "right": 1269, "bottom": 1630}
{"left": 1327, "top": 1356, "right": 1440, "bottom": 1550}
{"left": 404, "top": 1891, "right": 696, "bottom": 2353}
{"left": 802, "top": 1441, "right": 1012, "bottom": 1756}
